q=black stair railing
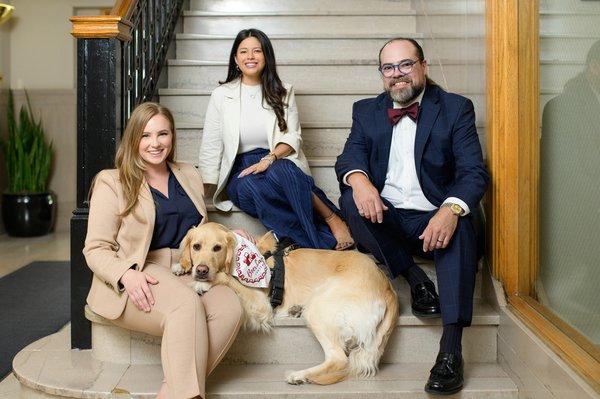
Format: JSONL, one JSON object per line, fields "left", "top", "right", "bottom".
{"left": 69, "top": 0, "right": 184, "bottom": 349}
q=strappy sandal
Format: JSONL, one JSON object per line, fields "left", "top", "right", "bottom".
{"left": 325, "top": 213, "right": 356, "bottom": 251}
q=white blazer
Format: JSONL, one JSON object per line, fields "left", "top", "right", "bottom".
{"left": 198, "top": 79, "right": 310, "bottom": 211}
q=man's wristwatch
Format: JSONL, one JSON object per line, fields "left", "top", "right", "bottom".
{"left": 442, "top": 203, "right": 464, "bottom": 216}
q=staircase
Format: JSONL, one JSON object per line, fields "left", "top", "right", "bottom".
{"left": 168, "top": 0, "right": 488, "bottom": 233}
{"left": 12, "top": 0, "right": 519, "bottom": 397}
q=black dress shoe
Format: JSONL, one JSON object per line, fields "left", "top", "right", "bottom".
{"left": 425, "top": 352, "right": 464, "bottom": 395}
{"left": 411, "top": 281, "right": 441, "bottom": 317}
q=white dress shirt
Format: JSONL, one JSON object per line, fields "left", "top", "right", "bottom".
{"left": 344, "top": 89, "right": 470, "bottom": 215}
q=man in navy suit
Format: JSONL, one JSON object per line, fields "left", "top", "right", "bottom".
{"left": 335, "top": 38, "right": 489, "bottom": 395}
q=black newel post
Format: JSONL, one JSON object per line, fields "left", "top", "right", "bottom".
{"left": 71, "top": 39, "right": 122, "bottom": 349}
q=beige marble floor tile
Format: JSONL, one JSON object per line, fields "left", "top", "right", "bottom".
{"left": 0, "top": 232, "right": 69, "bottom": 278}
{"left": 0, "top": 373, "right": 20, "bottom": 399}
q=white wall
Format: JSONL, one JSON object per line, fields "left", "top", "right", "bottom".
{"left": 8, "top": 0, "right": 112, "bottom": 90}
{"left": 0, "top": 1, "right": 11, "bottom": 90}
{"left": 1, "top": 1, "right": 113, "bottom": 234}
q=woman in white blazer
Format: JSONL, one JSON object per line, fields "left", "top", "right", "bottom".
{"left": 199, "top": 28, "right": 354, "bottom": 250}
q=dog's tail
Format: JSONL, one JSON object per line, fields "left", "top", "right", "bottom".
{"left": 348, "top": 281, "right": 399, "bottom": 378}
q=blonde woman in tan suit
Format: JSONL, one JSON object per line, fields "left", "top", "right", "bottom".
{"left": 84, "top": 102, "right": 244, "bottom": 399}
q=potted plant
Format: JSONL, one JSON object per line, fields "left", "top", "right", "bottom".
{"left": 0, "top": 90, "right": 55, "bottom": 236}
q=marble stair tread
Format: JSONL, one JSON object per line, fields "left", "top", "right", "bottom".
{"left": 195, "top": 9, "right": 600, "bottom": 17}
{"left": 13, "top": 333, "right": 516, "bottom": 399}
{"left": 177, "top": 32, "right": 600, "bottom": 40}
{"left": 189, "top": 0, "right": 417, "bottom": 13}
{"left": 176, "top": 32, "right": 485, "bottom": 40}
{"left": 183, "top": 10, "right": 419, "bottom": 16}
{"left": 167, "top": 58, "right": 593, "bottom": 69}
{"left": 168, "top": 58, "right": 587, "bottom": 68}
{"left": 159, "top": 89, "right": 487, "bottom": 124}
{"left": 175, "top": 121, "right": 487, "bottom": 129}
{"left": 160, "top": 87, "right": 563, "bottom": 96}
{"left": 168, "top": 58, "right": 486, "bottom": 66}
{"left": 208, "top": 362, "right": 517, "bottom": 398}
{"left": 85, "top": 298, "right": 496, "bottom": 335}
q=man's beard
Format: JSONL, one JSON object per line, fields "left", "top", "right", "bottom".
{"left": 386, "top": 78, "right": 424, "bottom": 104}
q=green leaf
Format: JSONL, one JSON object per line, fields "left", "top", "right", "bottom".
{"left": 0, "top": 90, "right": 54, "bottom": 193}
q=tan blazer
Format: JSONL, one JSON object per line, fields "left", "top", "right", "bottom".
{"left": 83, "top": 162, "right": 207, "bottom": 320}
{"left": 198, "top": 79, "right": 311, "bottom": 211}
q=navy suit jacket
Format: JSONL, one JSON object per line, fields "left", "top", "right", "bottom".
{"left": 335, "top": 84, "right": 489, "bottom": 212}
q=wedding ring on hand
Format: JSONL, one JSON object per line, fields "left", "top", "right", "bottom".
{"left": 437, "top": 238, "right": 444, "bottom": 242}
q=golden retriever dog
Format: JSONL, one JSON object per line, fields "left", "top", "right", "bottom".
{"left": 174, "top": 222, "right": 399, "bottom": 385}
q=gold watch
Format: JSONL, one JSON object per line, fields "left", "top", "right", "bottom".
{"left": 442, "top": 203, "right": 464, "bottom": 216}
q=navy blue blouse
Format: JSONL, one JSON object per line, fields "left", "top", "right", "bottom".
{"left": 149, "top": 171, "right": 202, "bottom": 250}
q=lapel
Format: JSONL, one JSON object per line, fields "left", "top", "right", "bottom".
{"left": 169, "top": 162, "right": 207, "bottom": 218}
{"left": 414, "top": 85, "right": 440, "bottom": 180}
{"left": 138, "top": 178, "right": 156, "bottom": 258}
{"left": 223, "top": 80, "right": 241, "bottom": 147}
{"left": 376, "top": 94, "right": 394, "bottom": 186}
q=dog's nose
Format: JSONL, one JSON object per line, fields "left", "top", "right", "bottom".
{"left": 195, "top": 265, "right": 209, "bottom": 279}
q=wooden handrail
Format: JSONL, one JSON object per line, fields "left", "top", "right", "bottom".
{"left": 70, "top": 0, "right": 136, "bottom": 42}
{"left": 111, "top": 0, "right": 136, "bottom": 20}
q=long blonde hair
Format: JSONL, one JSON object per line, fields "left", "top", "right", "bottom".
{"left": 115, "top": 102, "right": 176, "bottom": 216}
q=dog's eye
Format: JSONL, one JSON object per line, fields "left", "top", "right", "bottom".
{"left": 193, "top": 243, "right": 201, "bottom": 251}
{"left": 212, "top": 244, "right": 222, "bottom": 252}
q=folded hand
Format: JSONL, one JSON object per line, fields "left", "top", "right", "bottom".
{"left": 120, "top": 269, "right": 159, "bottom": 312}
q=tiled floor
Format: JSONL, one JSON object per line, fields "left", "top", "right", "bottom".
{"left": 0, "top": 232, "right": 70, "bottom": 278}
{"left": 0, "top": 231, "right": 70, "bottom": 398}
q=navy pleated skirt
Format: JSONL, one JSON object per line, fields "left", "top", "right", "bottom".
{"left": 226, "top": 148, "right": 338, "bottom": 249}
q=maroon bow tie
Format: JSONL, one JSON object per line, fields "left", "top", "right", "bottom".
{"left": 387, "top": 102, "right": 420, "bottom": 125}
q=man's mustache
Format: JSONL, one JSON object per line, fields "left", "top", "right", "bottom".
{"left": 388, "top": 78, "right": 412, "bottom": 85}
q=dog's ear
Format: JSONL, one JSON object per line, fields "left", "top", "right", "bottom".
{"left": 223, "top": 231, "right": 237, "bottom": 274}
{"left": 179, "top": 229, "right": 193, "bottom": 272}
{"left": 256, "top": 231, "right": 277, "bottom": 254}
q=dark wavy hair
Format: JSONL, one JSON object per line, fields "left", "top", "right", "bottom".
{"left": 220, "top": 28, "right": 288, "bottom": 132}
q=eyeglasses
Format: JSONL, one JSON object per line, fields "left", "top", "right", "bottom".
{"left": 378, "top": 59, "right": 421, "bottom": 78}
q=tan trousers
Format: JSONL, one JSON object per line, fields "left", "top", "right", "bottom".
{"left": 111, "top": 248, "right": 243, "bottom": 399}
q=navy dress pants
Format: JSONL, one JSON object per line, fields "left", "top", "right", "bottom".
{"left": 339, "top": 189, "right": 478, "bottom": 326}
{"left": 227, "top": 148, "right": 338, "bottom": 249}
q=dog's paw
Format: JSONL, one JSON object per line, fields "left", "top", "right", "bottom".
{"left": 285, "top": 371, "right": 307, "bottom": 385}
{"left": 288, "top": 305, "right": 304, "bottom": 318}
{"left": 171, "top": 262, "right": 186, "bottom": 276}
{"left": 189, "top": 281, "right": 212, "bottom": 295}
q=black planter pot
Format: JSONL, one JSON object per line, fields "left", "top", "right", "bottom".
{"left": 1, "top": 192, "right": 57, "bottom": 237}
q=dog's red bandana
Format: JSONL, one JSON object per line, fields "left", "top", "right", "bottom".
{"left": 232, "top": 233, "right": 271, "bottom": 288}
